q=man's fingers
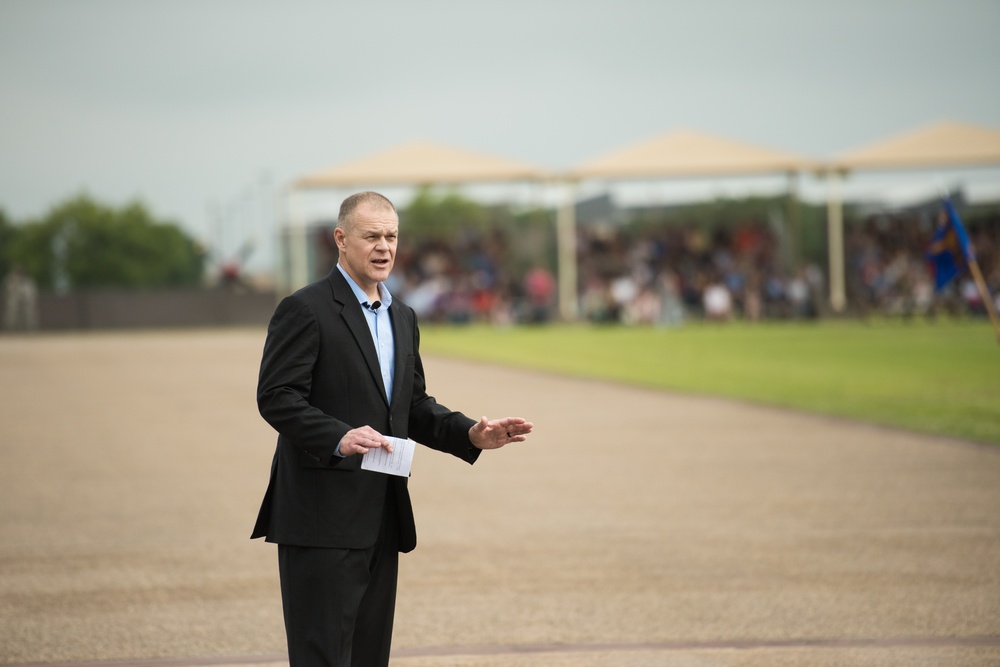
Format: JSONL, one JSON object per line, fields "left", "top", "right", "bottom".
{"left": 344, "top": 427, "right": 392, "bottom": 455}
{"left": 347, "top": 440, "right": 390, "bottom": 456}
{"left": 364, "top": 437, "right": 392, "bottom": 452}
{"left": 494, "top": 418, "right": 533, "bottom": 435}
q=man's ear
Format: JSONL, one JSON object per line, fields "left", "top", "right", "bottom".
{"left": 333, "top": 227, "right": 346, "bottom": 252}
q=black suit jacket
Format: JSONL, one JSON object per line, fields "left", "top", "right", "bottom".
{"left": 251, "top": 268, "right": 479, "bottom": 552}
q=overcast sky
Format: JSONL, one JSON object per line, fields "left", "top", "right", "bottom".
{"left": 2, "top": 0, "right": 999, "bottom": 270}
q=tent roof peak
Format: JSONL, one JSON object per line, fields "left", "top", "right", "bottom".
{"left": 570, "top": 128, "right": 819, "bottom": 180}
{"left": 295, "top": 140, "right": 552, "bottom": 189}
{"left": 832, "top": 120, "right": 1000, "bottom": 171}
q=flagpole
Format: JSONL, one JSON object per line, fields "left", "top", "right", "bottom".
{"left": 966, "top": 257, "right": 1000, "bottom": 341}
{"left": 937, "top": 196, "right": 1000, "bottom": 343}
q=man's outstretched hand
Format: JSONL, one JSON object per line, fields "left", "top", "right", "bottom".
{"left": 469, "top": 416, "right": 534, "bottom": 450}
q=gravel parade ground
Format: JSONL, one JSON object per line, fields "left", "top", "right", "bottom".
{"left": 1, "top": 329, "right": 998, "bottom": 667}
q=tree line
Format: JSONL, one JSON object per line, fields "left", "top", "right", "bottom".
{"left": 0, "top": 195, "right": 206, "bottom": 291}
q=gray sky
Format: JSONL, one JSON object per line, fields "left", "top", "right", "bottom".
{"left": 2, "top": 0, "right": 999, "bottom": 270}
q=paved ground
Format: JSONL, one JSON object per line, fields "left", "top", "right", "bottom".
{"left": 1, "top": 328, "right": 998, "bottom": 667}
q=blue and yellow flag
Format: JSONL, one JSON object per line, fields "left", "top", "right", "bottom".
{"left": 925, "top": 198, "right": 974, "bottom": 291}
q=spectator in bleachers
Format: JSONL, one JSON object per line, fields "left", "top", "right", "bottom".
{"left": 703, "top": 275, "right": 733, "bottom": 322}
{"left": 656, "top": 269, "right": 685, "bottom": 327}
{"left": 523, "top": 265, "right": 556, "bottom": 323}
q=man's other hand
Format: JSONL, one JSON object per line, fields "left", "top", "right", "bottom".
{"left": 469, "top": 416, "right": 534, "bottom": 450}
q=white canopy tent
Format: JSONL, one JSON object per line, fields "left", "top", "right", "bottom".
{"left": 571, "top": 129, "right": 818, "bottom": 179}
{"left": 295, "top": 140, "right": 552, "bottom": 188}
{"left": 282, "top": 124, "right": 1000, "bottom": 318}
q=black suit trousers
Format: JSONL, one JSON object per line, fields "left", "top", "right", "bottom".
{"left": 277, "top": 485, "right": 400, "bottom": 667}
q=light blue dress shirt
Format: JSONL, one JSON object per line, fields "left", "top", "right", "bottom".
{"left": 336, "top": 263, "right": 395, "bottom": 402}
{"left": 332, "top": 264, "right": 396, "bottom": 459}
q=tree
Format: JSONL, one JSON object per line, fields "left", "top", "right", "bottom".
{"left": 9, "top": 194, "right": 206, "bottom": 290}
{"left": 402, "top": 187, "right": 490, "bottom": 240}
{"left": 0, "top": 208, "right": 15, "bottom": 280}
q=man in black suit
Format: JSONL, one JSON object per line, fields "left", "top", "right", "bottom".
{"left": 252, "top": 191, "right": 533, "bottom": 667}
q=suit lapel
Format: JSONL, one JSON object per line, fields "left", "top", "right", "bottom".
{"left": 388, "top": 303, "right": 412, "bottom": 409}
{"left": 328, "top": 270, "right": 389, "bottom": 407}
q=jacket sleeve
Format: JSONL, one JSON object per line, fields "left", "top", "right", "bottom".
{"left": 405, "top": 312, "right": 481, "bottom": 464}
{"left": 256, "top": 294, "right": 350, "bottom": 464}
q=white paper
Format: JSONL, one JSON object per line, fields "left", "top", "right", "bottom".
{"left": 361, "top": 436, "right": 415, "bottom": 477}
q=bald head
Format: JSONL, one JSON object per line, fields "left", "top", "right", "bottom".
{"left": 337, "top": 191, "right": 397, "bottom": 233}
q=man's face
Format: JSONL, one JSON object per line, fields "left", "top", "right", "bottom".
{"left": 335, "top": 203, "right": 399, "bottom": 294}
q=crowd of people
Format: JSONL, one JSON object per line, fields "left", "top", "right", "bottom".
{"left": 310, "top": 201, "right": 1000, "bottom": 327}
{"left": 318, "top": 217, "right": 823, "bottom": 326}
{"left": 573, "top": 222, "right": 823, "bottom": 325}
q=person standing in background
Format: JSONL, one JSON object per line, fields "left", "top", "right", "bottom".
{"left": 3, "top": 266, "right": 38, "bottom": 332}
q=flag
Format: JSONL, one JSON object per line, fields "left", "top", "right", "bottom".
{"left": 925, "top": 198, "right": 974, "bottom": 291}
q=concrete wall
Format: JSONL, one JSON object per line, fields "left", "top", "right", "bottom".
{"left": 3, "top": 289, "right": 278, "bottom": 331}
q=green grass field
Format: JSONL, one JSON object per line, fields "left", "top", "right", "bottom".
{"left": 421, "top": 319, "right": 1000, "bottom": 444}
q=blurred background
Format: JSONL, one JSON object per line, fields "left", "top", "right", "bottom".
{"left": 3, "top": 5, "right": 1000, "bottom": 663}
{"left": 2, "top": 0, "right": 999, "bottom": 331}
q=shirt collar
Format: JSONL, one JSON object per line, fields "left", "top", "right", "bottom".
{"left": 336, "top": 263, "right": 392, "bottom": 309}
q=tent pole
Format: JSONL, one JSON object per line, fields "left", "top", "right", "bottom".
{"left": 786, "top": 170, "right": 801, "bottom": 271}
{"left": 556, "top": 179, "right": 579, "bottom": 321}
{"left": 287, "top": 188, "right": 310, "bottom": 293}
{"left": 967, "top": 259, "right": 1000, "bottom": 341}
{"left": 825, "top": 169, "right": 847, "bottom": 313}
